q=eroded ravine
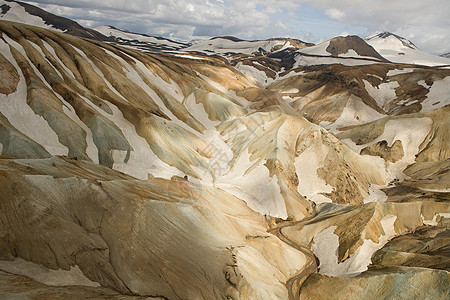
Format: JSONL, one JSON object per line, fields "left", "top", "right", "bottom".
{"left": 268, "top": 210, "right": 319, "bottom": 300}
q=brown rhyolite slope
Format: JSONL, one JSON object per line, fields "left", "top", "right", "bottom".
{"left": 325, "top": 35, "right": 386, "bottom": 60}
{"left": 0, "top": 273, "right": 157, "bottom": 300}
{"left": 0, "top": 156, "right": 307, "bottom": 299}
{"left": 361, "top": 140, "right": 404, "bottom": 162}
{"left": 270, "top": 64, "right": 450, "bottom": 127}
{"left": 0, "top": 20, "right": 394, "bottom": 222}
{"left": 282, "top": 200, "right": 450, "bottom": 264}
{"left": 0, "top": 50, "right": 19, "bottom": 94}
{"left": 371, "top": 225, "right": 450, "bottom": 271}
{"left": 299, "top": 267, "right": 450, "bottom": 300}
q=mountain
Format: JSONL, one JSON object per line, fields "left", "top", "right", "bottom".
{"left": 0, "top": 0, "right": 108, "bottom": 40}
{"left": 95, "top": 25, "right": 191, "bottom": 51}
{"left": 185, "top": 36, "right": 313, "bottom": 56}
{"left": 297, "top": 35, "right": 386, "bottom": 61}
{"left": 0, "top": 3, "right": 449, "bottom": 300}
{"left": 366, "top": 31, "right": 450, "bottom": 66}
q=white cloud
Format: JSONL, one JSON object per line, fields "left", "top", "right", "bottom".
{"left": 325, "top": 8, "right": 344, "bottom": 20}
{"left": 26, "top": 0, "right": 293, "bottom": 40}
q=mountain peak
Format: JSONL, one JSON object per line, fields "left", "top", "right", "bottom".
{"left": 366, "top": 31, "right": 417, "bottom": 50}
{"left": 326, "top": 35, "right": 385, "bottom": 60}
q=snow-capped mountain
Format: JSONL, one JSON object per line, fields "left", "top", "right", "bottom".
{"left": 298, "top": 35, "right": 385, "bottom": 60}
{"left": 185, "top": 36, "right": 313, "bottom": 56}
{"left": 0, "top": 0, "right": 108, "bottom": 40}
{"left": 95, "top": 25, "right": 191, "bottom": 51}
{"left": 366, "top": 31, "right": 450, "bottom": 66}
{"left": 366, "top": 32, "right": 418, "bottom": 50}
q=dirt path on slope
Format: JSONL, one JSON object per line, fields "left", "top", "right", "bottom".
{"left": 267, "top": 211, "right": 319, "bottom": 300}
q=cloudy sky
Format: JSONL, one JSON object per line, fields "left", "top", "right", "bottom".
{"left": 23, "top": 0, "right": 450, "bottom": 54}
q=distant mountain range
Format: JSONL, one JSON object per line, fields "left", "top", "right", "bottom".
{"left": 2, "top": 0, "right": 449, "bottom": 66}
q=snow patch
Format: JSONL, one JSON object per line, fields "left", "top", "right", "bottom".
{"left": 186, "top": 38, "right": 293, "bottom": 56}
{"left": 82, "top": 96, "right": 183, "bottom": 180}
{"left": 42, "top": 40, "right": 75, "bottom": 78}
{"left": 312, "top": 214, "right": 397, "bottom": 277}
{"left": 184, "top": 93, "right": 219, "bottom": 128}
{"left": 95, "top": 26, "right": 186, "bottom": 49}
{"left": 294, "top": 138, "right": 333, "bottom": 204}
{"left": 363, "top": 79, "right": 399, "bottom": 110}
{"left": 216, "top": 148, "right": 287, "bottom": 218}
{"left": 387, "top": 68, "right": 415, "bottom": 76}
{"left": 294, "top": 55, "right": 378, "bottom": 67}
{"left": 0, "top": 1, "right": 63, "bottom": 32}
{"left": 0, "top": 37, "right": 68, "bottom": 155}
{"left": 235, "top": 62, "right": 272, "bottom": 85}
{"left": 364, "top": 184, "right": 388, "bottom": 203}
{"left": 421, "top": 76, "right": 450, "bottom": 112}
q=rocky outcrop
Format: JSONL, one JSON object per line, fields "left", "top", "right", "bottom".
{"left": 361, "top": 139, "right": 404, "bottom": 162}
{"left": 326, "top": 35, "right": 386, "bottom": 60}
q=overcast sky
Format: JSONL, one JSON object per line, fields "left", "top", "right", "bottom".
{"left": 24, "top": 0, "right": 450, "bottom": 54}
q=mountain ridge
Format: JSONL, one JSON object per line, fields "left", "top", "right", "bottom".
{"left": 0, "top": 0, "right": 109, "bottom": 41}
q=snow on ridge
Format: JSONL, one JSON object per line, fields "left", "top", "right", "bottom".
{"left": 95, "top": 25, "right": 188, "bottom": 49}
{"left": 0, "top": 36, "right": 68, "bottom": 156}
{"left": 297, "top": 41, "right": 331, "bottom": 56}
{"left": 185, "top": 37, "right": 294, "bottom": 55}
{"left": 365, "top": 32, "right": 417, "bottom": 51}
{"left": 0, "top": 0, "right": 63, "bottom": 32}
{"left": 366, "top": 32, "right": 450, "bottom": 66}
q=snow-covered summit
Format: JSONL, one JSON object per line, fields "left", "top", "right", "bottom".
{"left": 365, "top": 32, "right": 417, "bottom": 51}
{"left": 365, "top": 31, "right": 450, "bottom": 66}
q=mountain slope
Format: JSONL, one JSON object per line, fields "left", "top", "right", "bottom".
{"left": 366, "top": 32, "right": 450, "bottom": 66}
{"left": 185, "top": 36, "right": 312, "bottom": 56}
{"left": 95, "top": 25, "right": 190, "bottom": 51}
{"left": 0, "top": 0, "right": 108, "bottom": 40}
{"left": 0, "top": 20, "right": 396, "bottom": 222}
{"left": 298, "top": 35, "right": 386, "bottom": 61}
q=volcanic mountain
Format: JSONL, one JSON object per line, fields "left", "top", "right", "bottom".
{"left": 0, "top": 2, "right": 449, "bottom": 300}
{"left": 366, "top": 31, "right": 450, "bottom": 66}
